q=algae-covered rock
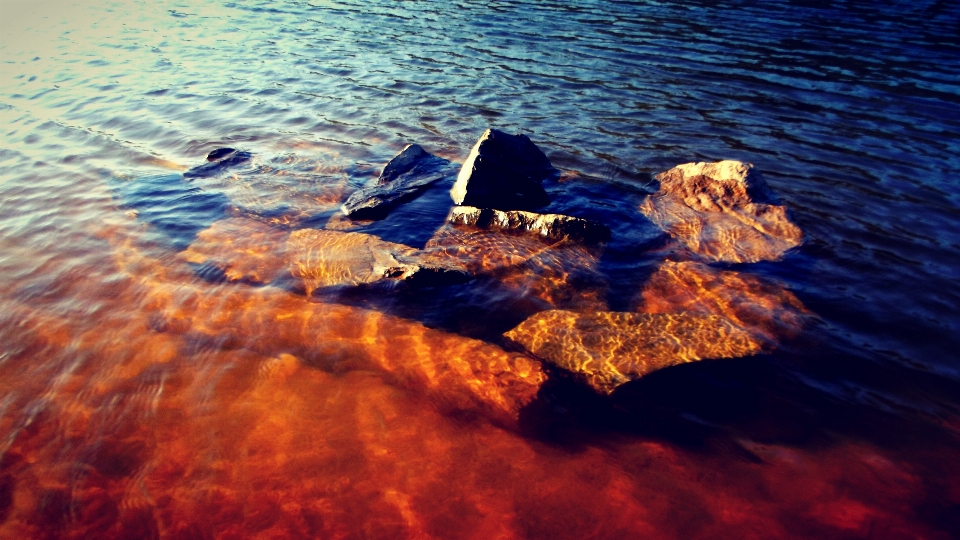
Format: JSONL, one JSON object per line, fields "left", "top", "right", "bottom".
{"left": 505, "top": 310, "right": 762, "bottom": 394}
{"left": 640, "top": 161, "right": 802, "bottom": 263}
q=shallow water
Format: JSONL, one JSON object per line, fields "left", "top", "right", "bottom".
{"left": 2, "top": 1, "right": 960, "bottom": 538}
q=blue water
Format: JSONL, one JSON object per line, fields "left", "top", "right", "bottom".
{"left": 2, "top": 1, "right": 959, "bottom": 537}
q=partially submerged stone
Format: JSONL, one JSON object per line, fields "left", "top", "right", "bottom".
{"left": 341, "top": 144, "right": 457, "bottom": 220}
{"left": 448, "top": 206, "right": 611, "bottom": 245}
{"left": 179, "top": 218, "right": 291, "bottom": 284}
{"left": 423, "top": 224, "right": 607, "bottom": 312}
{"left": 636, "top": 261, "right": 810, "bottom": 345}
{"left": 287, "top": 229, "right": 468, "bottom": 295}
{"left": 183, "top": 148, "right": 253, "bottom": 179}
{"left": 504, "top": 310, "right": 762, "bottom": 394}
{"left": 639, "top": 161, "right": 802, "bottom": 263}
{"left": 450, "top": 129, "right": 554, "bottom": 210}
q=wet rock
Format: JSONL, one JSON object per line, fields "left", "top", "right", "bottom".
{"left": 450, "top": 129, "right": 554, "bottom": 210}
{"left": 183, "top": 148, "right": 253, "bottom": 179}
{"left": 639, "top": 161, "right": 803, "bottom": 263}
{"left": 422, "top": 225, "right": 607, "bottom": 312}
{"left": 504, "top": 310, "right": 762, "bottom": 394}
{"left": 341, "top": 144, "right": 457, "bottom": 220}
{"left": 180, "top": 218, "right": 291, "bottom": 284}
{"left": 635, "top": 261, "right": 810, "bottom": 345}
{"left": 448, "top": 206, "right": 610, "bottom": 245}
{"left": 287, "top": 229, "right": 468, "bottom": 295}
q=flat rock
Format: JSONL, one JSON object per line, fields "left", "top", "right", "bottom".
{"left": 450, "top": 129, "right": 554, "bottom": 210}
{"left": 635, "top": 260, "right": 810, "bottom": 345}
{"left": 341, "top": 144, "right": 457, "bottom": 220}
{"left": 504, "top": 310, "right": 762, "bottom": 394}
{"left": 287, "top": 229, "right": 468, "bottom": 295}
{"left": 183, "top": 148, "right": 253, "bottom": 179}
{"left": 448, "top": 206, "right": 610, "bottom": 245}
{"left": 639, "top": 160, "right": 803, "bottom": 263}
{"left": 179, "top": 218, "right": 291, "bottom": 284}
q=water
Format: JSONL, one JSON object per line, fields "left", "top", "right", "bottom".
{"left": 2, "top": 0, "right": 960, "bottom": 538}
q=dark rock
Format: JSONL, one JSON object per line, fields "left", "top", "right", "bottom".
{"left": 340, "top": 144, "right": 457, "bottom": 220}
{"left": 447, "top": 206, "right": 611, "bottom": 245}
{"left": 183, "top": 148, "right": 253, "bottom": 179}
{"left": 450, "top": 129, "right": 555, "bottom": 210}
{"left": 639, "top": 161, "right": 803, "bottom": 263}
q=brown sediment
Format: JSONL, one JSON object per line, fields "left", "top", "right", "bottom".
{"left": 635, "top": 260, "right": 811, "bottom": 344}
{"left": 505, "top": 310, "right": 762, "bottom": 394}
{"left": 640, "top": 161, "right": 803, "bottom": 263}
{"left": 179, "top": 217, "right": 291, "bottom": 284}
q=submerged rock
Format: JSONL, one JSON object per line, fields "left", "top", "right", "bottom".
{"left": 183, "top": 148, "right": 253, "bottom": 179}
{"left": 448, "top": 206, "right": 611, "bottom": 245}
{"left": 341, "top": 144, "right": 457, "bottom": 220}
{"left": 450, "top": 129, "right": 554, "bottom": 210}
{"left": 287, "top": 229, "right": 468, "bottom": 295}
{"left": 180, "top": 218, "right": 291, "bottom": 284}
{"left": 505, "top": 310, "right": 762, "bottom": 394}
{"left": 639, "top": 161, "right": 802, "bottom": 263}
{"left": 635, "top": 260, "right": 810, "bottom": 345}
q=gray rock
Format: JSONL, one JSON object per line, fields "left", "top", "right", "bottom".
{"left": 447, "top": 206, "right": 610, "bottom": 245}
{"left": 450, "top": 129, "right": 555, "bottom": 210}
{"left": 341, "top": 144, "right": 457, "bottom": 220}
{"left": 183, "top": 148, "right": 253, "bottom": 179}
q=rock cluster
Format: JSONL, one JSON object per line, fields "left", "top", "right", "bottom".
{"left": 132, "top": 132, "right": 810, "bottom": 407}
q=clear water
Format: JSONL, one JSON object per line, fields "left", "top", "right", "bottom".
{"left": 2, "top": 1, "right": 959, "bottom": 538}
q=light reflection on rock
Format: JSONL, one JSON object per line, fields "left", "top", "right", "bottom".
{"left": 635, "top": 261, "right": 810, "bottom": 345}
{"left": 505, "top": 310, "right": 761, "bottom": 394}
{"left": 423, "top": 224, "right": 607, "bottom": 312}
{"left": 179, "top": 217, "right": 291, "bottom": 284}
{"left": 640, "top": 161, "right": 803, "bottom": 263}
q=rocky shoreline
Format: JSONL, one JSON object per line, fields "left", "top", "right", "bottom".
{"left": 118, "top": 128, "right": 808, "bottom": 424}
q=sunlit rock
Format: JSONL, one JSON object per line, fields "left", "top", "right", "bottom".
{"left": 287, "top": 229, "right": 468, "bottom": 295}
{"left": 450, "top": 129, "right": 554, "bottom": 210}
{"left": 183, "top": 148, "right": 253, "bottom": 179}
{"left": 639, "top": 161, "right": 803, "bottom": 263}
{"left": 423, "top": 224, "right": 607, "bottom": 312}
{"left": 179, "top": 218, "right": 291, "bottom": 284}
{"left": 636, "top": 261, "right": 810, "bottom": 344}
{"left": 448, "top": 206, "right": 611, "bottom": 245}
{"left": 341, "top": 144, "right": 458, "bottom": 220}
{"left": 504, "top": 310, "right": 762, "bottom": 394}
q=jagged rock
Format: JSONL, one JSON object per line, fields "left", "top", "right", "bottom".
{"left": 287, "top": 229, "right": 468, "bottom": 295}
{"left": 504, "top": 310, "right": 762, "bottom": 394}
{"left": 450, "top": 129, "right": 554, "bottom": 210}
{"left": 183, "top": 148, "right": 253, "bottom": 179}
{"left": 635, "top": 261, "right": 810, "bottom": 345}
{"left": 639, "top": 161, "right": 803, "bottom": 263}
{"left": 341, "top": 144, "right": 457, "bottom": 220}
{"left": 448, "top": 206, "right": 610, "bottom": 245}
{"left": 179, "top": 218, "right": 291, "bottom": 284}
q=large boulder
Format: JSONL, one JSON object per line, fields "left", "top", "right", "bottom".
{"left": 287, "top": 229, "right": 468, "bottom": 295}
{"left": 340, "top": 144, "right": 457, "bottom": 220}
{"left": 639, "top": 161, "right": 803, "bottom": 263}
{"left": 504, "top": 310, "right": 762, "bottom": 394}
{"left": 447, "top": 206, "right": 611, "bottom": 245}
{"left": 450, "top": 129, "right": 554, "bottom": 210}
{"left": 183, "top": 148, "right": 253, "bottom": 179}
